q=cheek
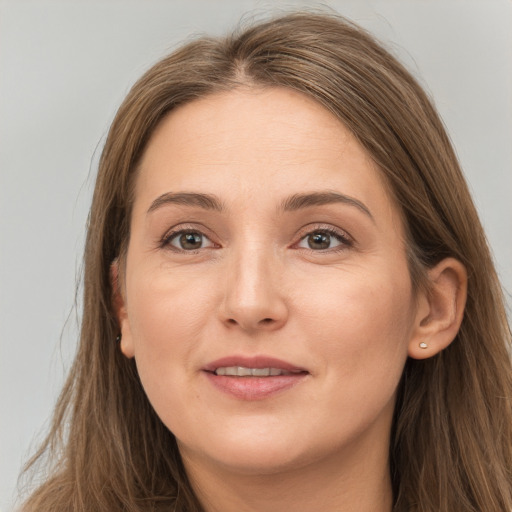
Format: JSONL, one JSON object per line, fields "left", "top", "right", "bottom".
{"left": 290, "top": 268, "right": 412, "bottom": 445}
{"left": 298, "top": 265, "right": 413, "bottom": 385}
{"left": 129, "top": 266, "right": 213, "bottom": 339}
{"left": 125, "top": 267, "right": 216, "bottom": 399}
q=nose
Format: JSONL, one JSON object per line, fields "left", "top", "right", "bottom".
{"left": 219, "top": 244, "right": 289, "bottom": 333}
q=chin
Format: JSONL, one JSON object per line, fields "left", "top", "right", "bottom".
{"left": 197, "top": 445, "right": 315, "bottom": 476}
{"left": 176, "top": 421, "right": 332, "bottom": 477}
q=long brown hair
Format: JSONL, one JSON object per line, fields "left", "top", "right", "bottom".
{"left": 20, "top": 11, "right": 512, "bottom": 512}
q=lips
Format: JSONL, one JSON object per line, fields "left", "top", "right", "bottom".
{"left": 202, "top": 355, "right": 309, "bottom": 400}
{"left": 204, "top": 355, "right": 307, "bottom": 373}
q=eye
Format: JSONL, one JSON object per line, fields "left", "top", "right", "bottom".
{"left": 297, "top": 228, "right": 351, "bottom": 251}
{"left": 165, "top": 230, "right": 215, "bottom": 251}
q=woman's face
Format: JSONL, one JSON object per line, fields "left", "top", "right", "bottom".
{"left": 118, "top": 87, "right": 421, "bottom": 475}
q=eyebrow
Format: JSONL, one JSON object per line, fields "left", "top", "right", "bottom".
{"left": 281, "top": 191, "right": 374, "bottom": 220}
{"left": 146, "top": 190, "right": 373, "bottom": 221}
{"left": 147, "top": 192, "right": 224, "bottom": 214}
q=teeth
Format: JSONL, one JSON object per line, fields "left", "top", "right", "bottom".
{"left": 238, "top": 366, "right": 252, "bottom": 377}
{"left": 252, "top": 368, "right": 270, "bottom": 376}
{"left": 214, "top": 366, "right": 296, "bottom": 377}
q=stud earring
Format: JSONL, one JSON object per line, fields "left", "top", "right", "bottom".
{"left": 116, "top": 334, "right": 122, "bottom": 343}
{"left": 419, "top": 342, "right": 428, "bottom": 349}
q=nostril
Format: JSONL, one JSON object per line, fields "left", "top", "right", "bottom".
{"left": 261, "top": 318, "right": 274, "bottom": 324}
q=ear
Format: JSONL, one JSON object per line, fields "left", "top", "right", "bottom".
{"left": 110, "top": 259, "right": 135, "bottom": 359}
{"left": 408, "top": 257, "right": 467, "bottom": 360}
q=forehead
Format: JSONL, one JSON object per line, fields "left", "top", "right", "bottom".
{"left": 134, "top": 87, "right": 397, "bottom": 221}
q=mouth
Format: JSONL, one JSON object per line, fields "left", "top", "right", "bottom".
{"left": 212, "top": 366, "right": 305, "bottom": 377}
{"left": 203, "top": 355, "right": 309, "bottom": 400}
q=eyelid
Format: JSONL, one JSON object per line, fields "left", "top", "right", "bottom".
{"left": 292, "top": 223, "right": 354, "bottom": 251}
{"left": 160, "top": 223, "right": 219, "bottom": 252}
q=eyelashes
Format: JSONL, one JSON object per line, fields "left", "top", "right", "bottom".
{"left": 160, "top": 223, "right": 354, "bottom": 254}
{"left": 296, "top": 227, "right": 352, "bottom": 251}
{"left": 164, "top": 230, "right": 216, "bottom": 251}
{"left": 159, "top": 224, "right": 217, "bottom": 252}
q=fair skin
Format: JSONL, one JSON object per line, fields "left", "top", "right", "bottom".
{"left": 114, "top": 87, "right": 467, "bottom": 512}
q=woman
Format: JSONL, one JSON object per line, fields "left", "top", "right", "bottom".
{"left": 21, "top": 11, "right": 512, "bottom": 512}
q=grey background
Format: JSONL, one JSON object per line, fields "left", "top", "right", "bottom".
{"left": 1, "top": 1, "right": 511, "bottom": 511}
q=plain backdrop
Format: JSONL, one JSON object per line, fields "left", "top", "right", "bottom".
{"left": 1, "top": 1, "right": 511, "bottom": 510}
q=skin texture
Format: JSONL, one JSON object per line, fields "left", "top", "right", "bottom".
{"left": 115, "top": 87, "right": 467, "bottom": 512}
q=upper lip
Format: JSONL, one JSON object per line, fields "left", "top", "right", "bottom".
{"left": 203, "top": 355, "right": 308, "bottom": 373}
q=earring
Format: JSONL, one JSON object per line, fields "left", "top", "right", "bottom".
{"left": 116, "top": 334, "right": 122, "bottom": 343}
{"left": 419, "top": 342, "right": 428, "bottom": 349}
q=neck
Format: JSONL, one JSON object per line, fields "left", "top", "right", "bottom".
{"left": 180, "top": 432, "right": 393, "bottom": 512}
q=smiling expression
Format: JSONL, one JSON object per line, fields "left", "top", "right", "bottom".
{"left": 117, "top": 87, "right": 420, "bottom": 475}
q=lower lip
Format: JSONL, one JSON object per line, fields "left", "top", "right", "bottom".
{"left": 204, "top": 372, "right": 308, "bottom": 400}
